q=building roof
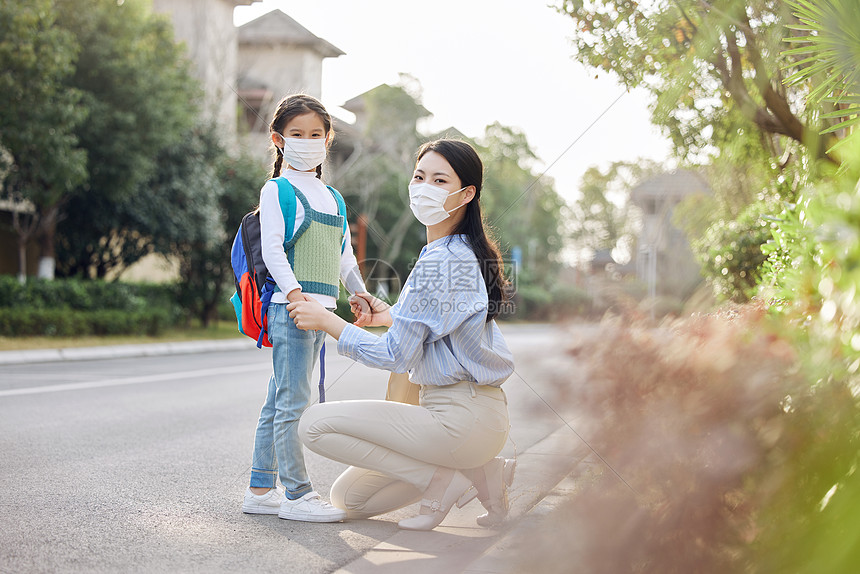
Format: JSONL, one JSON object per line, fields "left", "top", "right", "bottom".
{"left": 237, "top": 9, "right": 344, "bottom": 58}
{"left": 424, "top": 127, "right": 472, "bottom": 143}
{"left": 630, "top": 169, "right": 710, "bottom": 203}
{"left": 341, "top": 84, "right": 431, "bottom": 117}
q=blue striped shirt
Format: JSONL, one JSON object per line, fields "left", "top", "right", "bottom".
{"left": 337, "top": 234, "right": 515, "bottom": 387}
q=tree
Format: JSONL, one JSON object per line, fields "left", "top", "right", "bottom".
{"left": 478, "top": 122, "right": 568, "bottom": 282}
{"left": 338, "top": 81, "right": 568, "bottom": 306}
{"left": 54, "top": 0, "right": 200, "bottom": 278}
{"left": 554, "top": 0, "right": 834, "bottom": 163}
{"left": 0, "top": 0, "right": 86, "bottom": 280}
{"left": 164, "top": 129, "right": 265, "bottom": 328}
{"left": 567, "top": 160, "right": 662, "bottom": 261}
{"left": 553, "top": 0, "right": 850, "bottom": 303}
{"left": 338, "top": 80, "right": 431, "bottom": 292}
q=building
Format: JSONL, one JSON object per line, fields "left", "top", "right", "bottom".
{"left": 236, "top": 10, "right": 363, "bottom": 190}
{"left": 235, "top": 9, "right": 343, "bottom": 138}
{"left": 151, "top": 0, "right": 254, "bottom": 150}
{"left": 630, "top": 170, "right": 710, "bottom": 300}
{"left": 124, "top": 4, "right": 357, "bottom": 282}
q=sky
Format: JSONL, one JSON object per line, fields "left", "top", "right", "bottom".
{"left": 233, "top": 0, "right": 674, "bottom": 208}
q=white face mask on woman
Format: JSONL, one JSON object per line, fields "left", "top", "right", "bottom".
{"left": 277, "top": 135, "right": 327, "bottom": 171}
{"left": 408, "top": 182, "right": 466, "bottom": 226}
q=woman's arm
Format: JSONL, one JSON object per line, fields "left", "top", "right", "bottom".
{"left": 287, "top": 291, "right": 391, "bottom": 337}
{"left": 288, "top": 287, "right": 428, "bottom": 373}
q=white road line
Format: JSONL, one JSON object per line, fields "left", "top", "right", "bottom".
{"left": 0, "top": 363, "right": 271, "bottom": 397}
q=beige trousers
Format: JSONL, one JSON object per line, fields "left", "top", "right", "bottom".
{"left": 298, "top": 376, "right": 509, "bottom": 519}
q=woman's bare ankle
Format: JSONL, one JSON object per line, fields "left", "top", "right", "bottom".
{"left": 249, "top": 486, "right": 272, "bottom": 495}
{"left": 419, "top": 467, "right": 454, "bottom": 514}
{"left": 461, "top": 467, "right": 488, "bottom": 501}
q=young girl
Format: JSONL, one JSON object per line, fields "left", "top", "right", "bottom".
{"left": 288, "top": 139, "right": 516, "bottom": 531}
{"left": 241, "top": 94, "right": 369, "bottom": 522}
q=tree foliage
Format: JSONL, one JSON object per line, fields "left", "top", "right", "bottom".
{"left": 782, "top": 0, "right": 860, "bottom": 155}
{"left": 49, "top": 0, "right": 200, "bottom": 278}
{"left": 0, "top": 0, "right": 87, "bottom": 277}
{"left": 338, "top": 80, "right": 568, "bottom": 309}
{"left": 567, "top": 159, "right": 662, "bottom": 260}
{"left": 479, "top": 122, "right": 567, "bottom": 279}
{"left": 554, "top": 0, "right": 830, "bottom": 162}
{"left": 553, "top": 0, "right": 859, "bottom": 303}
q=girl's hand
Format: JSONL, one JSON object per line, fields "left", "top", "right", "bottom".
{"left": 350, "top": 292, "right": 392, "bottom": 328}
{"left": 287, "top": 299, "right": 334, "bottom": 332}
{"left": 348, "top": 294, "right": 372, "bottom": 327}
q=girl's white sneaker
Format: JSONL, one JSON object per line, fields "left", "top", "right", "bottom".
{"left": 278, "top": 491, "right": 347, "bottom": 522}
{"left": 242, "top": 488, "right": 284, "bottom": 515}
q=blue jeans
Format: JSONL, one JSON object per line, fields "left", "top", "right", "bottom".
{"left": 249, "top": 303, "right": 326, "bottom": 499}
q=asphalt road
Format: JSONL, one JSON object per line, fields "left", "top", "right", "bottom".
{"left": 0, "top": 323, "right": 588, "bottom": 574}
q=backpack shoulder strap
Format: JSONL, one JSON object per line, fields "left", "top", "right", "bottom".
{"left": 326, "top": 185, "right": 348, "bottom": 254}
{"left": 271, "top": 177, "right": 297, "bottom": 243}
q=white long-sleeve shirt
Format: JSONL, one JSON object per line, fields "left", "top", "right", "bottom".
{"left": 259, "top": 168, "right": 366, "bottom": 308}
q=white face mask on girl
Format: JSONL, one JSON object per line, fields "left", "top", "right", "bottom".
{"left": 408, "top": 182, "right": 467, "bottom": 226}
{"left": 277, "top": 135, "right": 327, "bottom": 171}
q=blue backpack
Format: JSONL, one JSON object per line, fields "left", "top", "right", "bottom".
{"left": 229, "top": 177, "right": 347, "bottom": 348}
{"left": 229, "top": 177, "right": 347, "bottom": 402}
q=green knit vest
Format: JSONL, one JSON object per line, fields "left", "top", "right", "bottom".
{"left": 284, "top": 188, "right": 344, "bottom": 298}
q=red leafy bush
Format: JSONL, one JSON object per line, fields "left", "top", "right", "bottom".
{"left": 513, "top": 304, "right": 860, "bottom": 573}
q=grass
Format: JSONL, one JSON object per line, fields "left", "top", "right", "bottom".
{"left": 0, "top": 320, "right": 244, "bottom": 351}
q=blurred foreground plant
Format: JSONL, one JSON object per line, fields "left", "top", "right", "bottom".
{"left": 513, "top": 305, "right": 860, "bottom": 573}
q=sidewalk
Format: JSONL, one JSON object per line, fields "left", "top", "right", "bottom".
{"left": 0, "top": 329, "right": 591, "bottom": 573}
{"left": 333, "top": 425, "right": 592, "bottom": 574}
{"left": 0, "top": 337, "right": 258, "bottom": 365}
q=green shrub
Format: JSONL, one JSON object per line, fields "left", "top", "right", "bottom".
{"left": 0, "top": 277, "right": 182, "bottom": 336}
{"left": 693, "top": 202, "right": 775, "bottom": 303}
{"left": 548, "top": 284, "right": 594, "bottom": 320}
{"left": 510, "top": 283, "right": 554, "bottom": 320}
{"left": 0, "top": 308, "right": 174, "bottom": 337}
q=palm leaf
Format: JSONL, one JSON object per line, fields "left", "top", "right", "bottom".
{"left": 782, "top": 0, "right": 860, "bottom": 140}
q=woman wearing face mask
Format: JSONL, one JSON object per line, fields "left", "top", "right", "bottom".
{"left": 288, "top": 139, "right": 516, "bottom": 531}
{"left": 241, "top": 94, "right": 371, "bottom": 523}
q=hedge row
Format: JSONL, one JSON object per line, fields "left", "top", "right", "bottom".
{"left": 0, "top": 276, "right": 179, "bottom": 312}
{"left": 0, "top": 277, "right": 185, "bottom": 337}
{"left": 0, "top": 308, "right": 175, "bottom": 337}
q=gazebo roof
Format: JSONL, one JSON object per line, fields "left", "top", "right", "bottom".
{"left": 631, "top": 170, "right": 711, "bottom": 203}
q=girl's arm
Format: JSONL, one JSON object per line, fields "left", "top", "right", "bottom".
{"left": 290, "top": 249, "right": 484, "bottom": 373}
{"left": 259, "top": 180, "right": 305, "bottom": 302}
{"left": 339, "top": 223, "right": 367, "bottom": 295}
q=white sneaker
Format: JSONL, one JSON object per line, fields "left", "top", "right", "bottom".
{"left": 242, "top": 488, "right": 284, "bottom": 515}
{"left": 278, "top": 491, "right": 347, "bottom": 523}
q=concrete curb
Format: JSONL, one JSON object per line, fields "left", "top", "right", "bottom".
{"left": 0, "top": 338, "right": 259, "bottom": 366}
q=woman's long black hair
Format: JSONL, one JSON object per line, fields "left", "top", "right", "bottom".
{"left": 416, "top": 139, "right": 508, "bottom": 322}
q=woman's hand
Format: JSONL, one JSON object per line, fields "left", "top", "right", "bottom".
{"left": 287, "top": 298, "right": 347, "bottom": 339}
{"left": 348, "top": 294, "right": 372, "bottom": 326}
{"left": 349, "top": 292, "right": 392, "bottom": 328}
{"left": 286, "top": 288, "right": 315, "bottom": 304}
